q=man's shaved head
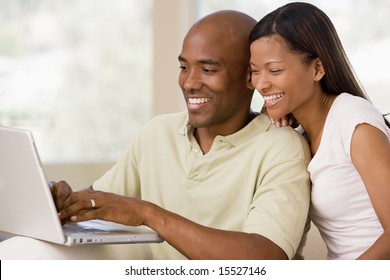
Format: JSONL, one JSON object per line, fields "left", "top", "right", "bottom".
{"left": 186, "top": 10, "right": 257, "bottom": 67}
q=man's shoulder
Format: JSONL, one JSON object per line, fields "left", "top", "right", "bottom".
{"left": 260, "top": 123, "right": 311, "bottom": 161}
{"left": 131, "top": 111, "right": 187, "bottom": 148}
{"left": 149, "top": 111, "right": 187, "bottom": 123}
{"left": 135, "top": 111, "right": 188, "bottom": 139}
{"left": 268, "top": 124, "right": 301, "bottom": 138}
{"left": 244, "top": 114, "right": 308, "bottom": 147}
{"left": 144, "top": 111, "right": 187, "bottom": 129}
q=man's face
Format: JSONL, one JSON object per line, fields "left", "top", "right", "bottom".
{"left": 178, "top": 27, "right": 252, "bottom": 132}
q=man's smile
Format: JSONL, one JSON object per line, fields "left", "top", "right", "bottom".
{"left": 188, "top": 97, "right": 211, "bottom": 104}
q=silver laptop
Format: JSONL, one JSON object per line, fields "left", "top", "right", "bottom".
{"left": 0, "top": 125, "right": 163, "bottom": 246}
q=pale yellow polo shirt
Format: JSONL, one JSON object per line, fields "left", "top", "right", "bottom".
{"left": 93, "top": 111, "right": 311, "bottom": 259}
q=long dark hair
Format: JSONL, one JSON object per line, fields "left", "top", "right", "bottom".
{"left": 249, "top": 2, "right": 390, "bottom": 127}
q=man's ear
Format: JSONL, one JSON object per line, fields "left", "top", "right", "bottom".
{"left": 313, "top": 58, "right": 325, "bottom": 81}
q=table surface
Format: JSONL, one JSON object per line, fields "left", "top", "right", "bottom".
{"left": 0, "top": 231, "right": 153, "bottom": 260}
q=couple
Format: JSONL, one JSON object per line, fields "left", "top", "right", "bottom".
{"left": 51, "top": 3, "right": 390, "bottom": 260}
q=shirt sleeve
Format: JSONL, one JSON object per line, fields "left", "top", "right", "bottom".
{"left": 338, "top": 97, "right": 390, "bottom": 156}
{"left": 92, "top": 138, "right": 141, "bottom": 198}
{"left": 243, "top": 129, "right": 311, "bottom": 259}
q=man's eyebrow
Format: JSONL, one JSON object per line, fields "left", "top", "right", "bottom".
{"left": 198, "top": 58, "right": 221, "bottom": 66}
{"left": 178, "top": 55, "right": 221, "bottom": 66}
{"left": 178, "top": 55, "right": 187, "bottom": 62}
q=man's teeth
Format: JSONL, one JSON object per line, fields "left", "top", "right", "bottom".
{"left": 263, "top": 93, "right": 284, "bottom": 102}
{"left": 189, "top": 98, "right": 211, "bottom": 104}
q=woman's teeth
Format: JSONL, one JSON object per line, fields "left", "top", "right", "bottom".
{"left": 263, "top": 93, "right": 284, "bottom": 102}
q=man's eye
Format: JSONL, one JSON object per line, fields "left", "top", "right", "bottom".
{"left": 179, "top": 65, "right": 187, "bottom": 71}
{"left": 203, "top": 68, "right": 216, "bottom": 73}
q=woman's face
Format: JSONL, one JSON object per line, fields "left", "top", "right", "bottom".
{"left": 250, "top": 35, "right": 323, "bottom": 121}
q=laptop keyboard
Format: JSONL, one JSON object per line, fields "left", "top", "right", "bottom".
{"left": 63, "top": 222, "right": 107, "bottom": 234}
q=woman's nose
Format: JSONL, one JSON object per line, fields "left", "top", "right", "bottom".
{"left": 253, "top": 75, "right": 271, "bottom": 94}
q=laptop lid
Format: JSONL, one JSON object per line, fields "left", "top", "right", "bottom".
{"left": 0, "top": 126, "right": 66, "bottom": 244}
{"left": 0, "top": 126, "right": 162, "bottom": 245}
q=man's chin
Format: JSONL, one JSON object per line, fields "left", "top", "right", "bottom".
{"left": 188, "top": 117, "right": 208, "bottom": 129}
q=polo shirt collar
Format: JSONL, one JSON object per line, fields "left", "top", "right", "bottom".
{"left": 178, "top": 112, "right": 273, "bottom": 147}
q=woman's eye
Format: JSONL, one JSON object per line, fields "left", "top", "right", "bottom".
{"left": 250, "top": 69, "right": 260, "bottom": 75}
{"left": 270, "top": 69, "right": 282, "bottom": 74}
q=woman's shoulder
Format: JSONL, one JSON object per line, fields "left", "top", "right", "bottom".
{"left": 330, "top": 93, "right": 382, "bottom": 121}
{"left": 334, "top": 93, "right": 373, "bottom": 110}
{"left": 328, "top": 93, "right": 389, "bottom": 151}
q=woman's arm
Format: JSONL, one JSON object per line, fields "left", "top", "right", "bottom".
{"left": 351, "top": 123, "right": 390, "bottom": 259}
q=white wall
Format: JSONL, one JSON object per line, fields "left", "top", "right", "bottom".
{"left": 152, "top": 0, "right": 197, "bottom": 116}
{"left": 43, "top": 162, "right": 114, "bottom": 191}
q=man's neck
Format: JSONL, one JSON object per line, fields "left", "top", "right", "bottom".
{"left": 194, "top": 110, "right": 258, "bottom": 154}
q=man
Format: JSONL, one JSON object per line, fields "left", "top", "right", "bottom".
{"left": 53, "top": 10, "right": 311, "bottom": 260}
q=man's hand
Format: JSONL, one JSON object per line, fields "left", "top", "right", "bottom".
{"left": 57, "top": 190, "right": 147, "bottom": 227}
{"left": 49, "top": 180, "right": 74, "bottom": 225}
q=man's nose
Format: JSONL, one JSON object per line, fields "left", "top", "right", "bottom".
{"left": 183, "top": 70, "right": 202, "bottom": 91}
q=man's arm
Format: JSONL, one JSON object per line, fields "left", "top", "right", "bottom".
{"left": 145, "top": 202, "right": 287, "bottom": 259}
{"left": 58, "top": 188, "right": 287, "bottom": 259}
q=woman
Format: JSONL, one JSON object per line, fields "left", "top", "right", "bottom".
{"left": 249, "top": 2, "right": 390, "bottom": 259}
